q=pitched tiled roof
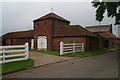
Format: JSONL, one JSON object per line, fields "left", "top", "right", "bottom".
{"left": 2, "top": 30, "right": 34, "bottom": 39}
{"left": 98, "top": 32, "right": 118, "bottom": 39}
{"left": 53, "top": 25, "right": 97, "bottom": 37}
{"left": 33, "top": 13, "right": 70, "bottom": 22}
{"left": 85, "top": 24, "right": 112, "bottom": 33}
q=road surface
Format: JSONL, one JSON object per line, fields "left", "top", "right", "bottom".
{"left": 3, "top": 51, "right": 119, "bottom": 78}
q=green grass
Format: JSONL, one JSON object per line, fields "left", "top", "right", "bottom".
{"left": 30, "top": 49, "right": 60, "bottom": 56}
{"left": 63, "top": 49, "right": 108, "bottom": 58}
{"left": 31, "top": 49, "right": 108, "bottom": 58}
{"left": 0, "top": 53, "right": 34, "bottom": 74}
{"left": 38, "top": 51, "right": 60, "bottom": 56}
{"left": 112, "top": 46, "right": 120, "bottom": 50}
{"left": 0, "top": 58, "right": 34, "bottom": 75}
{"left": 0, "top": 53, "right": 25, "bottom": 61}
{"left": 8, "top": 48, "right": 25, "bottom": 50}
{"left": 118, "top": 47, "right": 120, "bottom": 50}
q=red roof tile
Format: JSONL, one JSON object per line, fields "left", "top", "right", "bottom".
{"left": 33, "top": 13, "right": 70, "bottom": 22}
{"left": 53, "top": 25, "right": 97, "bottom": 37}
{"left": 98, "top": 32, "right": 118, "bottom": 39}
{"left": 2, "top": 30, "right": 34, "bottom": 39}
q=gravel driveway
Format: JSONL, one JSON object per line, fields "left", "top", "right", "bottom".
{"left": 29, "top": 51, "right": 75, "bottom": 66}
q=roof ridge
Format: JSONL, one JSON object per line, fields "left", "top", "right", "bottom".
{"left": 3, "top": 30, "right": 34, "bottom": 35}
{"left": 54, "top": 25, "right": 97, "bottom": 37}
{"left": 86, "top": 24, "right": 111, "bottom": 28}
{"left": 2, "top": 30, "right": 34, "bottom": 39}
{"left": 69, "top": 25, "right": 80, "bottom": 26}
{"left": 33, "top": 12, "right": 70, "bottom": 22}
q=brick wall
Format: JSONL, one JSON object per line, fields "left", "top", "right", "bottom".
{"left": 89, "top": 37, "right": 104, "bottom": 50}
{"left": 34, "top": 19, "right": 69, "bottom": 51}
{"left": 53, "top": 19, "right": 69, "bottom": 34}
{"left": 34, "top": 19, "right": 53, "bottom": 50}
{"left": 52, "top": 36, "right": 102, "bottom": 51}
{"left": 4, "top": 38, "right": 32, "bottom": 48}
{"left": 53, "top": 37, "right": 88, "bottom": 51}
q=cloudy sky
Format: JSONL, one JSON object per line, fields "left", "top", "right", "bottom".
{"left": 1, "top": 0, "right": 119, "bottom": 36}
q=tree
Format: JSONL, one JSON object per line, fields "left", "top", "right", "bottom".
{"left": 92, "top": 0, "right": 120, "bottom": 25}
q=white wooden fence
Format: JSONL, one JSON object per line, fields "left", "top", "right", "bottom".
{"left": 0, "top": 43, "right": 29, "bottom": 64}
{"left": 60, "top": 42, "right": 84, "bottom": 55}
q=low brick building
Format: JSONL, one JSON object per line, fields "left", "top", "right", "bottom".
{"left": 52, "top": 25, "right": 100, "bottom": 51}
{"left": 86, "top": 24, "right": 120, "bottom": 48}
{"left": 99, "top": 32, "right": 120, "bottom": 48}
{"left": 2, "top": 30, "right": 34, "bottom": 48}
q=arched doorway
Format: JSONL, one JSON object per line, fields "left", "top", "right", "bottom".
{"left": 37, "top": 36, "right": 47, "bottom": 50}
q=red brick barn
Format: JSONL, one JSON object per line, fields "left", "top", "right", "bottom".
{"left": 33, "top": 13, "right": 100, "bottom": 51}
{"left": 33, "top": 13, "right": 70, "bottom": 51}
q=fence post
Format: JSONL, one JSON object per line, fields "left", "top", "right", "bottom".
{"left": 2, "top": 49, "right": 5, "bottom": 64}
{"left": 73, "top": 43, "right": 75, "bottom": 53}
{"left": 60, "top": 42, "right": 64, "bottom": 55}
{"left": 82, "top": 43, "right": 84, "bottom": 52}
{"left": 25, "top": 42, "right": 29, "bottom": 59}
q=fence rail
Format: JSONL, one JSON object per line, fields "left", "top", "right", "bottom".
{"left": 0, "top": 43, "right": 29, "bottom": 64}
{"left": 60, "top": 42, "right": 84, "bottom": 55}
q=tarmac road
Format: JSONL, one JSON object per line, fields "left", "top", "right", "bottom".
{"left": 3, "top": 51, "right": 119, "bottom": 78}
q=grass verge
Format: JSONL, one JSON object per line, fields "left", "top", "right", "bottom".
{"left": 31, "top": 49, "right": 108, "bottom": 58}
{"left": 63, "top": 49, "right": 108, "bottom": 58}
{"left": 0, "top": 58, "right": 34, "bottom": 75}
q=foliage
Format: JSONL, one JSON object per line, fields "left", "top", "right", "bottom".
{"left": 92, "top": 0, "right": 120, "bottom": 25}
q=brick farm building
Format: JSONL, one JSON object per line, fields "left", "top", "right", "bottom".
{"left": 1, "top": 13, "right": 120, "bottom": 51}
